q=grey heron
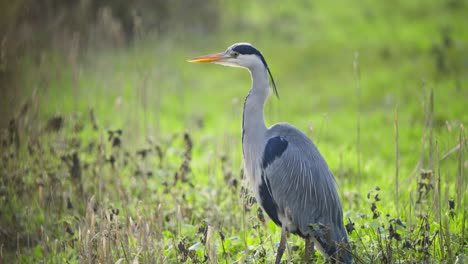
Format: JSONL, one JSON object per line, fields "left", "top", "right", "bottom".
{"left": 189, "top": 43, "right": 352, "bottom": 263}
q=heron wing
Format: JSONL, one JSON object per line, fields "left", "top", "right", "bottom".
{"left": 262, "top": 123, "right": 346, "bottom": 242}
{"left": 257, "top": 136, "right": 288, "bottom": 226}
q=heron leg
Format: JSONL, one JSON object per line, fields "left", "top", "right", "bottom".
{"left": 275, "top": 226, "right": 288, "bottom": 264}
{"left": 304, "top": 237, "right": 314, "bottom": 263}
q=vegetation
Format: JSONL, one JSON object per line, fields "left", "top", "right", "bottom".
{"left": 1, "top": 0, "right": 467, "bottom": 263}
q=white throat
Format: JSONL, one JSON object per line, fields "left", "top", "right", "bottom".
{"left": 242, "top": 63, "right": 270, "bottom": 187}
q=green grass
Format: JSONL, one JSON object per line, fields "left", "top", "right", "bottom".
{"left": 1, "top": 0, "right": 467, "bottom": 263}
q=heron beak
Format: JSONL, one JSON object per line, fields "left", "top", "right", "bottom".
{"left": 187, "top": 52, "right": 226, "bottom": 63}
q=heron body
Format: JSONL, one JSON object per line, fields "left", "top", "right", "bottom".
{"left": 189, "top": 43, "right": 351, "bottom": 263}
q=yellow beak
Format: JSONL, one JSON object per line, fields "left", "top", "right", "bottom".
{"left": 187, "top": 52, "right": 226, "bottom": 63}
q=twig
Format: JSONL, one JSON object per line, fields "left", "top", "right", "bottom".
{"left": 353, "top": 52, "right": 362, "bottom": 195}
{"left": 395, "top": 106, "right": 400, "bottom": 216}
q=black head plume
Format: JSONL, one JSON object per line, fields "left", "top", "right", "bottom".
{"left": 231, "top": 44, "right": 279, "bottom": 98}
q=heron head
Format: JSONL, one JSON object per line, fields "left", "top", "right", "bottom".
{"left": 188, "top": 42, "right": 278, "bottom": 97}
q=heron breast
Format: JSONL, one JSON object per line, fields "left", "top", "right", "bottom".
{"left": 258, "top": 171, "right": 281, "bottom": 226}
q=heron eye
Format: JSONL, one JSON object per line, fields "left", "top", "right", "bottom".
{"left": 231, "top": 52, "right": 239, "bottom": 58}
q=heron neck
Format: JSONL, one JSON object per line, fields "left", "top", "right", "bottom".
{"left": 242, "top": 65, "right": 269, "bottom": 152}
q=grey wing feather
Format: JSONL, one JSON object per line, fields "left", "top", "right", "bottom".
{"left": 264, "top": 123, "right": 349, "bottom": 245}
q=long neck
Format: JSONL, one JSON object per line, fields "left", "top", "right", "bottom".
{"left": 242, "top": 64, "right": 270, "bottom": 157}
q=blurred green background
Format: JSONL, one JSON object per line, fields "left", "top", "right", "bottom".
{"left": 0, "top": 0, "right": 467, "bottom": 262}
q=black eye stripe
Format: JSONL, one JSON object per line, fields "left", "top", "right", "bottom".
{"left": 230, "top": 43, "right": 279, "bottom": 98}
{"left": 232, "top": 44, "right": 268, "bottom": 68}
{"left": 232, "top": 44, "right": 261, "bottom": 56}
